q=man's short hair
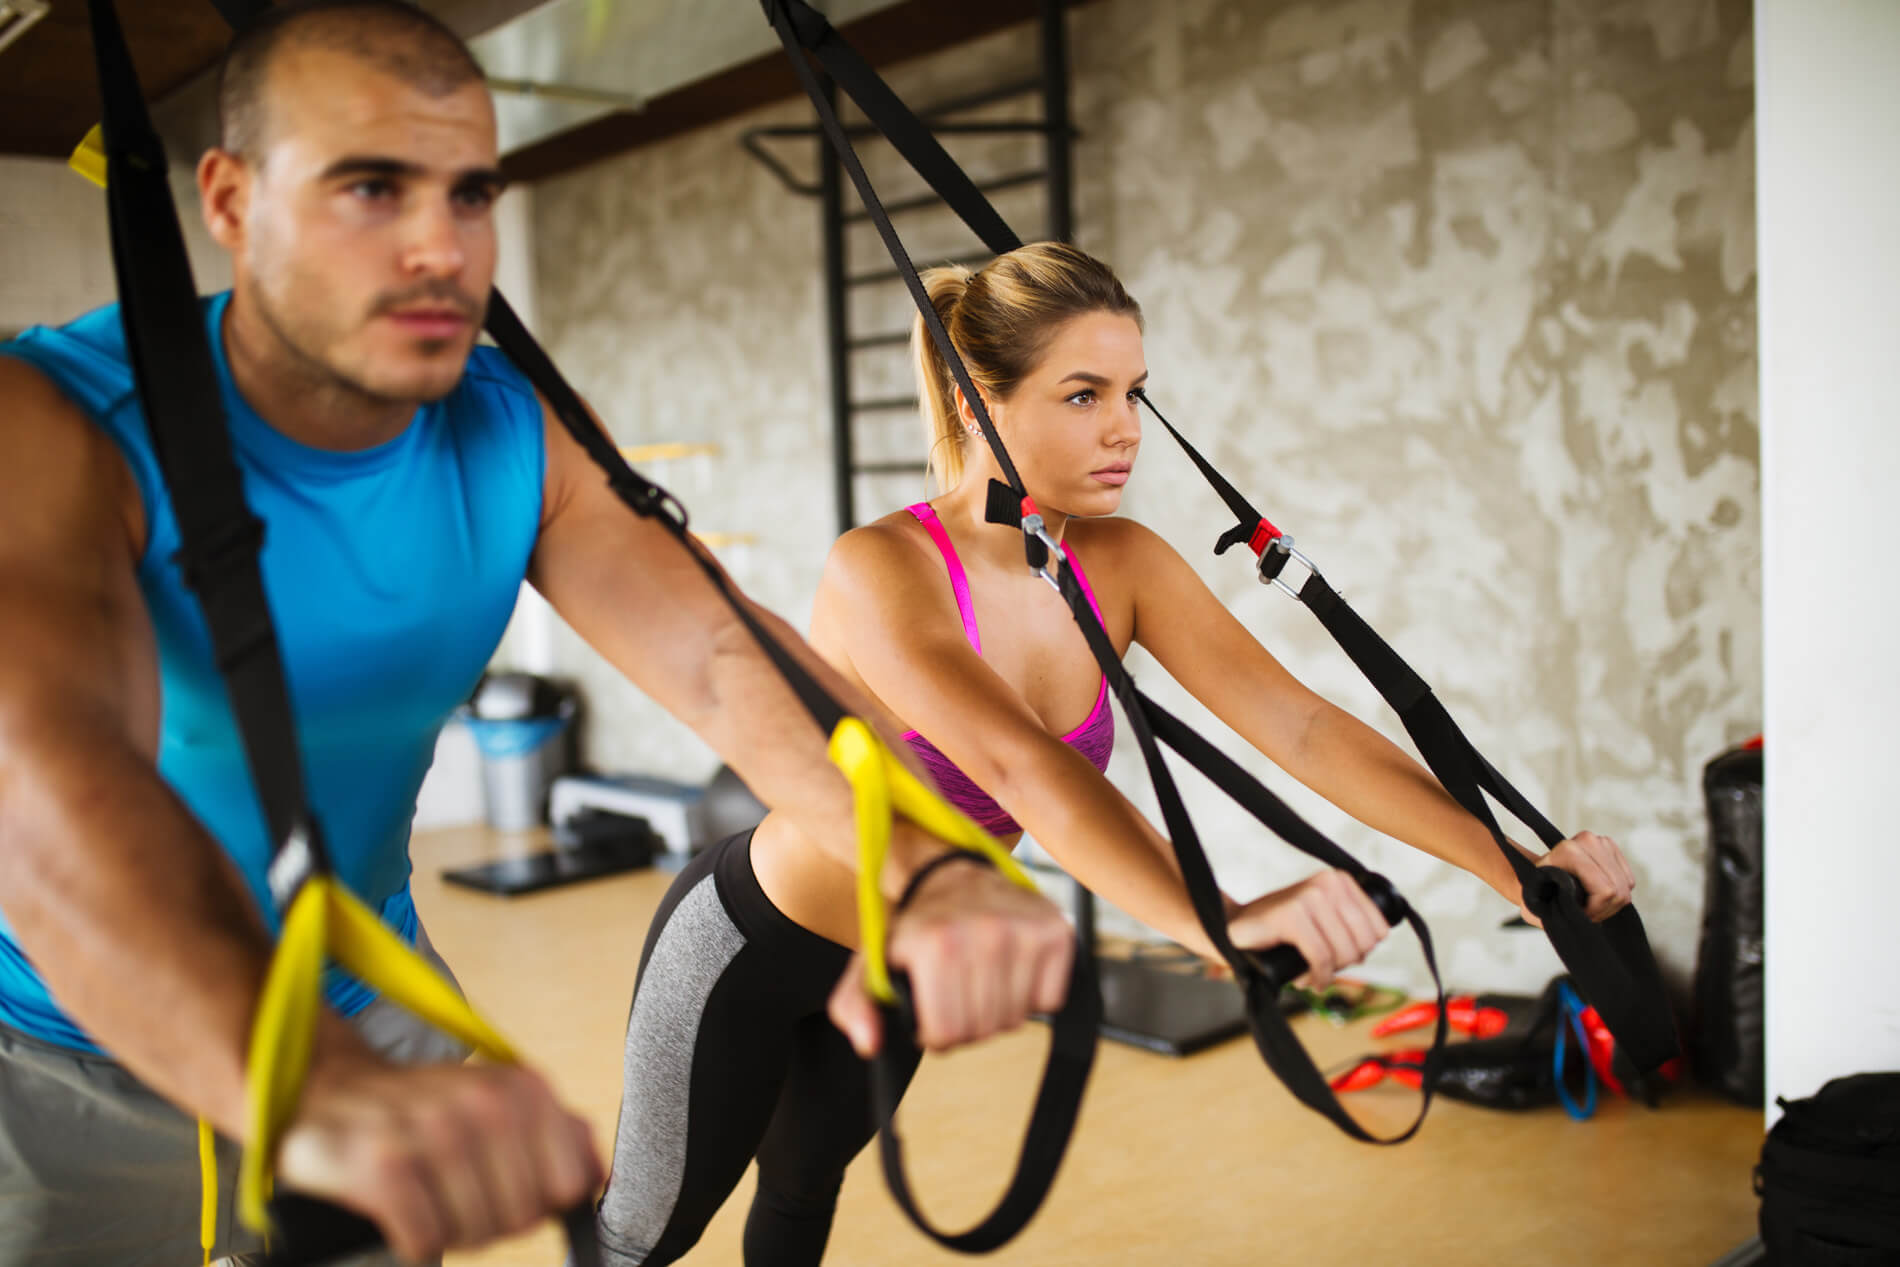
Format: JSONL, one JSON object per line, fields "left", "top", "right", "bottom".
{"left": 217, "top": 0, "right": 485, "bottom": 158}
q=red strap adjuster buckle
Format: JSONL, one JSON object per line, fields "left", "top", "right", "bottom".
{"left": 1247, "top": 517, "right": 1281, "bottom": 556}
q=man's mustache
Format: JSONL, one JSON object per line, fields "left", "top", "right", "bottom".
{"left": 371, "top": 285, "right": 482, "bottom": 321}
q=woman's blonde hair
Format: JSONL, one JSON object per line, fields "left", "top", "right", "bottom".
{"left": 913, "top": 241, "right": 1142, "bottom": 492}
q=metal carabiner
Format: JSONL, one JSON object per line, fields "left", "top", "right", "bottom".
{"left": 1022, "top": 512, "right": 1066, "bottom": 595}
{"left": 1258, "top": 534, "right": 1320, "bottom": 601}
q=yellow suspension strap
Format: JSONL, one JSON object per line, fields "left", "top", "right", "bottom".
{"left": 827, "top": 717, "right": 1031, "bottom": 1003}
{"left": 825, "top": 717, "right": 1100, "bottom": 1254}
{"left": 235, "top": 871, "right": 521, "bottom": 1234}
{"left": 69, "top": 124, "right": 107, "bottom": 189}
{"left": 237, "top": 866, "right": 611, "bottom": 1267}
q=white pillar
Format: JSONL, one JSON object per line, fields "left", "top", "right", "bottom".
{"left": 1757, "top": 0, "right": 1900, "bottom": 1118}
{"left": 493, "top": 182, "right": 540, "bottom": 332}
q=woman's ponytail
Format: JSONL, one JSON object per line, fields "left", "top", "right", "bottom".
{"left": 913, "top": 264, "right": 974, "bottom": 493}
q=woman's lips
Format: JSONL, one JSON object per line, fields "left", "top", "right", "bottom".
{"left": 1091, "top": 466, "right": 1131, "bottom": 486}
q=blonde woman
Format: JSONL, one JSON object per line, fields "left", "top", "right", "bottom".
{"left": 594, "top": 242, "right": 1636, "bottom": 1266}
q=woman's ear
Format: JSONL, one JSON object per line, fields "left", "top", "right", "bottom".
{"left": 953, "top": 383, "right": 994, "bottom": 437}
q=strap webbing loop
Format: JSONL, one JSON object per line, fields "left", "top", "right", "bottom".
{"left": 828, "top": 718, "right": 1099, "bottom": 1252}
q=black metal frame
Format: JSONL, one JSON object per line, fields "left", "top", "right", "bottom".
{"left": 739, "top": 1, "right": 1075, "bottom": 533}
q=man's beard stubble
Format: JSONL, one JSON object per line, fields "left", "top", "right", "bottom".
{"left": 246, "top": 270, "right": 484, "bottom": 410}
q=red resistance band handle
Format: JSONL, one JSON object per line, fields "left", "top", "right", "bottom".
{"left": 1330, "top": 1050, "right": 1427, "bottom": 1093}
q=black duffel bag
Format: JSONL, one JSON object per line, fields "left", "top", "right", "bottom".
{"left": 1757, "top": 1073, "right": 1900, "bottom": 1263}
{"left": 1693, "top": 738, "right": 1765, "bottom": 1104}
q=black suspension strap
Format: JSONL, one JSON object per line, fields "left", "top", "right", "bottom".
{"left": 764, "top": 0, "right": 1451, "bottom": 1172}
{"left": 82, "top": 1, "right": 604, "bottom": 1261}
{"left": 1019, "top": 486, "right": 1447, "bottom": 1146}
{"left": 1140, "top": 394, "right": 1681, "bottom": 1082}
{"left": 484, "top": 156, "right": 1102, "bottom": 1267}
{"left": 762, "top": 0, "right": 1678, "bottom": 1086}
{"left": 89, "top": 0, "right": 318, "bottom": 916}
{"left": 479, "top": 293, "right": 847, "bottom": 737}
{"left": 83, "top": 1, "right": 1098, "bottom": 1259}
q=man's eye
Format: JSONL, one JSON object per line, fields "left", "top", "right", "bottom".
{"left": 349, "top": 178, "right": 397, "bottom": 201}
{"left": 453, "top": 184, "right": 499, "bottom": 210}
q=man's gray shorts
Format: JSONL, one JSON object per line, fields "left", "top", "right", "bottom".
{"left": 0, "top": 924, "right": 473, "bottom": 1267}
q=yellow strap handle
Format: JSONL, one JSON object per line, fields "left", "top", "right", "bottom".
{"left": 825, "top": 717, "right": 1034, "bottom": 1004}
{"left": 203, "top": 874, "right": 527, "bottom": 1241}
{"left": 70, "top": 125, "right": 107, "bottom": 189}
{"left": 199, "top": 716, "right": 991, "bottom": 1246}
{"left": 199, "top": 1118, "right": 218, "bottom": 1266}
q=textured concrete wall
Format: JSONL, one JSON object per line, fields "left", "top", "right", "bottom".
{"left": 526, "top": 0, "right": 1759, "bottom": 994}
{"left": 527, "top": 91, "right": 840, "bottom": 778}
{"left": 0, "top": 157, "right": 230, "bottom": 335}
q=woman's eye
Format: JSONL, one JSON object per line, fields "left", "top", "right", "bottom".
{"left": 1066, "top": 390, "right": 1096, "bottom": 406}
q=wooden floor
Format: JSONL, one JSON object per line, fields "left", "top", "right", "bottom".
{"left": 412, "top": 827, "right": 1764, "bottom": 1267}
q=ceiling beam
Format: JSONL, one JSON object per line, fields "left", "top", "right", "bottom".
{"left": 500, "top": 0, "right": 1072, "bottom": 185}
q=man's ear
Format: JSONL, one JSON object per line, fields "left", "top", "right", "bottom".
{"left": 198, "top": 148, "right": 250, "bottom": 252}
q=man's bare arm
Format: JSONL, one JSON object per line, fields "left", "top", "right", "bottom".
{"left": 0, "top": 357, "right": 597, "bottom": 1256}
{"left": 528, "top": 400, "right": 1077, "bottom": 1053}
{"left": 0, "top": 355, "right": 286, "bottom": 1135}
{"left": 528, "top": 399, "right": 953, "bottom": 895}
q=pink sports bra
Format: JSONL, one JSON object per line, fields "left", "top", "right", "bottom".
{"left": 899, "top": 502, "right": 1115, "bottom": 836}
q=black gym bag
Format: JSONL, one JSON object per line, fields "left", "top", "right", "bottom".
{"left": 1756, "top": 1073, "right": 1900, "bottom": 1264}
{"left": 1693, "top": 739, "right": 1765, "bottom": 1105}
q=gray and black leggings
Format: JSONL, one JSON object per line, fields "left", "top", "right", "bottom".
{"left": 596, "top": 829, "right": 921, "bottom": 1266}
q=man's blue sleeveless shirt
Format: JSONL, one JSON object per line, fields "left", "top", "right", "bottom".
{"left": 0, "top": 292, "right": 545, "bottom": 1052}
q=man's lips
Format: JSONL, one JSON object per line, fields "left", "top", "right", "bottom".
{"left": 384, "top": 308, "right": 472, "bottom": 337}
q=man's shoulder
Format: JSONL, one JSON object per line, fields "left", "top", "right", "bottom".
{"left": 0, "top": 301, "right": 138, "bottom": 417}
{"left": 456, "top": 343, "right": 540, "bottom": 419}
{"left": 442, "top": 344, "right": 548, "bottom": 497}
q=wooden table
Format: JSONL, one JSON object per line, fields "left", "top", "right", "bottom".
{"left": 410, "top": 827, "right": 1763, "bottom": 1266}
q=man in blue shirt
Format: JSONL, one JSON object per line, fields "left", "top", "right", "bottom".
{"left": 0, "top": 2, "right": 1074, "bottom": 1262}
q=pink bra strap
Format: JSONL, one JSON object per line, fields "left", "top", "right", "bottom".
{"left": 906, "top": 503, "right": 982, "bottom": 654}
{"left": 1058, "top": 537, "right": 1106, "bottom": 626}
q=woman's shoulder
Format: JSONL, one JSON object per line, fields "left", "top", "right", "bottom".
{"left": 815, "top": 508, "right": 956, "bottom": 622}
{"left": 811, "top": 508, "right": 962, "bottom": 656}
{"left": 825, "top": 508, "right": 935, "bottom": 580}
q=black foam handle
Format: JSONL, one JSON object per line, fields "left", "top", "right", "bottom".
{"left": 1520, "top": 863, "right": 1582, "bottom": 920}
{"left": 1244, "top": 872, "right": 1407, "bottom": 990}
{"left": 884, "top": 970, "right": 921, "bottom": 1036}
{"left": 260, "top": 1194, "right": 601, "bottom": 1267}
